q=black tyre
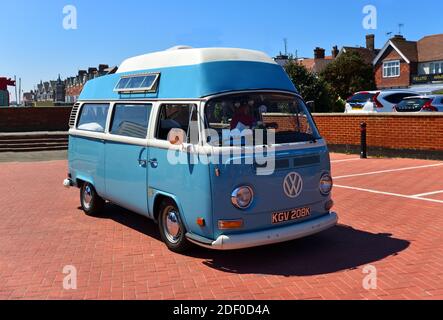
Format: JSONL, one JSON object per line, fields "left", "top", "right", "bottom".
{"left": 80, "top": 182, "right": 105, "bottom": 217}
{"left": 158, "top": 199, "right": 191, "bottom": 253}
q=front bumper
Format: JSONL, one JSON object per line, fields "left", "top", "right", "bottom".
{"left": 186, "top": 212, "right": 338, "bottom": 250}
{"left": 63, "top": 178, "right": 74, "bottom": 188}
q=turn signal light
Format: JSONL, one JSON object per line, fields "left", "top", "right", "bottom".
{"left": 197, "top": 217, "right": 206, "bottom": 227}
{"left": 218, "top": 220, "right": 243, "bottom": 230}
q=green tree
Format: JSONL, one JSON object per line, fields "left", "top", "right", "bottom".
{"left": 320, "top": 51, "right": 376, "bottom": 101}
{"left": 284, "top": 61, "right": 334, "bottom": 113}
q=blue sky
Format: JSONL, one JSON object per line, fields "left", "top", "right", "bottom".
{"left": 1, "top": 0, "right": 443, "bottom": 93}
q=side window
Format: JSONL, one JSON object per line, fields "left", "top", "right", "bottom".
{"left": 77, "top": 104, "right": 109, "bottom": 133}
{"left": 385, "top": 93, "right": 416, "bottom": 104}
{"left": 110, "top": 104, "right": 152, "bottom": 139}
{"left": 155, "top": 104, "right": 198, "bottom": 142}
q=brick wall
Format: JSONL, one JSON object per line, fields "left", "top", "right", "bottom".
{"left": 313, "top": 113, "right": 443, "bottom": 152}
{"left": 0, "top": 107, "right": 72, "bottom": 132}
{"left": 1, "top": 107, "right": 442, "bottom": 155}
{"left": 262, "top": 114, "right": 308, "bottom": 132}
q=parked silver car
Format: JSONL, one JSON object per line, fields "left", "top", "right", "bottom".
{"left": 394, "top": 95, "right": 443, "bottom": 112}
{"left": 345, "top": 90, "right": 418, "bottom": 113}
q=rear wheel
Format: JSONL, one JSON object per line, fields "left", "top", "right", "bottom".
{"left": 80, "top": 182, "right": 105, "bottom": 217}
{"left": 158, "top": 199, "right": 190, "bottom": 253}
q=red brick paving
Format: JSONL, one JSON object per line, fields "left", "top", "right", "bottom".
{"left": 427, "top": 193, "right": 443, "bottom": 201}
{"left": 0, "top": 154, "right": 442, "bottom": 300}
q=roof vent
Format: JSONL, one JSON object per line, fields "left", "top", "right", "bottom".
{"left": 166, "top": 45, "right": 194, "bottom": 51}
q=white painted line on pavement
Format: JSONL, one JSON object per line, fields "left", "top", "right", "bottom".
{"left": 411, "top": 190, "right": 443, "bottom": 198}
{"left": 334, "top": 163, "right": 443, "bottom": 180}
{"left": 335, "top": 184, "right": 443, "bottom": 204}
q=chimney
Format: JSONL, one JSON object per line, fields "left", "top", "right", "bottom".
{"left": 98, "top": 64, "right": 109, "bottom": 72}
{"left": 366, "top": 34, "right": 375, "bottom": 51}
{"left": 332, "top": 46, "right": 339, "bottom": 58}
{"left": 314, "top": 47, "right": 325, "bottom": 59}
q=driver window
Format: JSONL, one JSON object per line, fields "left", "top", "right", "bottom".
{"left": 155, "top": 104, "right": 198, "bottom": 143}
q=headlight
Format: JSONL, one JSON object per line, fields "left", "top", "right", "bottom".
{"left": 231, "top": 186, "right": 254, "bottom": 209}
{"left": 319, "top": 174, "right": 333, "bottom": 195}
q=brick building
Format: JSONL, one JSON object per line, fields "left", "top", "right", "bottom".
{"left": 275, "top": 34, "right": 379, "bottom": 74}
{"left": 27, "top": 64, "right": 117, "bottom": 105}
{"left": 373, "top": 34, "right": 443, "bottom": 92}
{"left": 65, "top": 64, "right": 117, "bottom": 103}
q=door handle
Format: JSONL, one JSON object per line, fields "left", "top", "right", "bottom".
{"left": 137, "top": 148, "right": 148, "bottom": 167}
{"left": 138, "top": 159, "right": 147, "bottom": 167}
{"left": 148, "top": 159, "right": 158, "bottom": 168}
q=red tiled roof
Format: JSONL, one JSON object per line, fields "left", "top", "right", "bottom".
{"left": 342, "top": 47, "right": 379, "bottom": 64}
{"left": 298, "top": 58, "right": 334, "bottom": 73}
{"left": 417, "top": 34, "right": 443, "bottom": 62}
{"left": 390, "top": 38, "right": 418, "bottom": 62}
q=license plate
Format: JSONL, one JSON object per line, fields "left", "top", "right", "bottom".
{"left": 352, "top": 105, "right": 363, "bottom": 110}
{"left": 272, "top": 207, "right": 311, "bottom": 224}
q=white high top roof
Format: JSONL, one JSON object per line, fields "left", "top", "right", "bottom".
{"left": 117, "top": 47, "right": 277, "bottom": 74}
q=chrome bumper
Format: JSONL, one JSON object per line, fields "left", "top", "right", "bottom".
{"left": 186, "top": 212, "right": 338, "bottom": 251}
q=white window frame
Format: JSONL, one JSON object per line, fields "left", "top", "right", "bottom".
{"left": 383, "top": 60, "right": 401, "bottom": 78}
{"left": 114, "top": 73, "right": 160, "bottom": 93}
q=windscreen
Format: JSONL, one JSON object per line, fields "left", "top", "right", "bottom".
{"left": 204, "top": 93, "right": 321, "bottom": 146}
{"left": 347, "top": 92, "right": 375, "bottom": 103}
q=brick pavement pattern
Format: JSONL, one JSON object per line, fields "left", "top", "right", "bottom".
{"left": 0, "top": 154, "right": 442, "bottom": 300}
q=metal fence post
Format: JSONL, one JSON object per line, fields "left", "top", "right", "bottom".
{"left": 360, "top": 122, "right": 367, "bottom": 159}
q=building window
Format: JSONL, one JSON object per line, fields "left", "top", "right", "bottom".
{"left": 430, "top": 62, "right": 443, "bottom": 75}
{"left": 383, "top": 60, "right": 400, "bottom": 78}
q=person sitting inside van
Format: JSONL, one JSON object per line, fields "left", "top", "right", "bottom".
{"left": 230, "top": 102, "right": 255, "bottom": 130}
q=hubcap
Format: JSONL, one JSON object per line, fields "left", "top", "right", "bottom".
{"left": 83, "top": 185, "right": 93, "bottom": 209}
{"left": 164, "top": 210, "right": 181, "bottom": 244}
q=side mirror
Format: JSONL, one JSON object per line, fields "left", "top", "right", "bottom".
{"left": 167, "top": 128, "right": 187, "bottom": 146}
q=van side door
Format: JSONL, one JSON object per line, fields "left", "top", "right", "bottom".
{"left": 104, "top": 103, "right": 152, "bottom": 216}
{"left": 147, "top": 103, "right": 213, "bottom": 239}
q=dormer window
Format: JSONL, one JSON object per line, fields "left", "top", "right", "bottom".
{"left": 114, "top": 73, "right": 160, "bottom": 93}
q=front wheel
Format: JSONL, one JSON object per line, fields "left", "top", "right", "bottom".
{"left": 158, "top": 199, "right": 191, "bottom": 253}
{"left": 80, "top": 182, "right": 105, "bottom": 217}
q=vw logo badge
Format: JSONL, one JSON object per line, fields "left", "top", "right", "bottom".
{"left": 283, "top": 172, "right": 303, "bottom": 198}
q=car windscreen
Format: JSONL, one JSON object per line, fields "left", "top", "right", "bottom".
{"left": 347, "top": 93, "right": 375, "bottom": 103}
{"left": 204, "top": 93, "right": 321, "bottom": 146}
{"left": 395, "top": 98, "right": 430, "bottom": 112}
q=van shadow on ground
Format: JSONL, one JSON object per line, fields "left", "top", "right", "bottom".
{"left": 193, "top": 225, "right": 410, "bottom": 277}
{"left": 98, "top": 204, "right": 410, "bottom": 277}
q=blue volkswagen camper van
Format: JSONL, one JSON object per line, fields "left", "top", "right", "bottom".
{"left": 63, "top": 47, "right": 338, "bottom": 252}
